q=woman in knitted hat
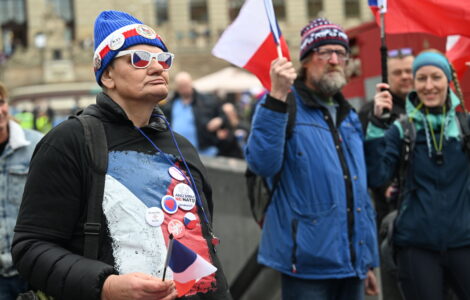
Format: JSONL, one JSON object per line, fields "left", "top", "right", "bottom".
{"left": 12, "top": 10, "right": 231, "bottom": 300}
{"left": 365, "top": 50, "right": 470, "bottom": 299}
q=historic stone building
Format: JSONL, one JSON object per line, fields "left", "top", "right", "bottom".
{"left": 0, "top": 0, "right": 372, "bottom": 111}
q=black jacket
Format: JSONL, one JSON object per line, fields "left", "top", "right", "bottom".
{"left": 12, "top": 93, "right": 231, "bottom": 300}
{"left": 358, "top": 91, "right": 407, "bottom": 227}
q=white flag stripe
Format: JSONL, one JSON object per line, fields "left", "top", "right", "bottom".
{"left": 263, "top": 0, "right": 280, "bottom": 44}
{"left": 446, "top": 35, "right": 460, "bottom": 51}
{"left": 212, "top": 0, "right": 270, "bottom": 66}
{"left": 172, "top": 254, "right": 217, "bottom": 283}
{"left": 378, "top": 0, "right": 387, "bottom": 13}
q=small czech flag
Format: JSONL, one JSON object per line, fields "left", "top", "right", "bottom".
{"left": 168, "top": 239, "right": 217, "bottom": 296}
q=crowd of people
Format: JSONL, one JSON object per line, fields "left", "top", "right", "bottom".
{"left": 0, "top": 8, "right": 469, "bottom": 300}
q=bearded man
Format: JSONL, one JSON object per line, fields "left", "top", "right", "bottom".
{"left": 244, "top": 18, "right": 380, "bottom": 300}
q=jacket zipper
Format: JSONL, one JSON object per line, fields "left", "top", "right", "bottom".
{"left": 291, "top": 219, "right": 298, "bottom": 273}
{"left": 323, "top": 111, "right": 356, "bottom": 266}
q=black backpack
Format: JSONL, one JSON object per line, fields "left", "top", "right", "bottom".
{"left": 245, "top": 92, "right": 296, "bottom": 227}
{"left": 75, "top": 114, "right": 108, "bottom": 260}
{"left": 16, "top": 113, "right": 107, "bottom": 300}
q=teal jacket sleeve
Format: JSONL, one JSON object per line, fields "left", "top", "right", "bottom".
{"left": 365, "top": 123, "right": 403, "bottom": 188}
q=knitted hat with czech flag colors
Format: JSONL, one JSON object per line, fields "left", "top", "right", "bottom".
{"left": 93, "top": 10, "right": 168, "bottom": 85}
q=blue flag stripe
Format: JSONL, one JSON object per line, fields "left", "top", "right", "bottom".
{"left": 169, "top": 239, "right": 197, "bottom": 273}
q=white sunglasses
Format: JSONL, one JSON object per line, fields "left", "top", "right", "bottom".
{"left": 115, "top": 50, "right": 175, "bottom": 70}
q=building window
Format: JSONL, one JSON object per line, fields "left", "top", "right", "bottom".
{"left": 272, "top": 0, "right": 286, "bottom": 20}
{"left": 0, "top": 0, "right": 27, "bottom": 56}
{"left": 229, "top": 0, "right": 244, "bottom": 21}
{"left": 344, "top": 0, "right": 360, "bottom": 18}
{"left": 307, "top": 0, "right": 323, "bottom": 19}
{"left": 155, "top": 0, "right": 168, "bottom": 25}
{"left": 190, "top": 0, "right": 208, "bottom": 23}
{"left": 47, "top": 0, "right": 74, "bottom": 40}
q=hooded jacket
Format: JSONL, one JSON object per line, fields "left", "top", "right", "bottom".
{"left": 245, "top": 79, "right": 379, "bottom": 279}
{"left": 365, "top": 90, "right": 470, "bottom": 250}
{"left": 12, "top": 93, "right": 230, "bottom": 300}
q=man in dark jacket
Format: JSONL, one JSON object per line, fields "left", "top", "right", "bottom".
{"left": 245, "top": 18, "right": 379, "bottom": 300}
{"left": 12, "top": 10, "right": 231, "bottom": 300}
{"left": 162, "top": 72, "right": 225, "bottom": 157}
{"left": 359, "top": 49, "right": 414, "bottom": 300}
{"left": 359, "top": 48, "right": 414, "bottom": 132}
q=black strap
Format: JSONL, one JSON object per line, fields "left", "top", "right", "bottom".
{"left": 76, "top": 115, "right": 108, "bottom": 259}
{"left": 397, "top": 116, "right": 416, "bottom": 208}
{"left": 456, "top": 111, "right": 470, "bottom": 159}
{"left": 285, "top": 90, "right": 297, "bottom": 138}
{"left": 271, "top": 89, "right": 297, "bottom": 191}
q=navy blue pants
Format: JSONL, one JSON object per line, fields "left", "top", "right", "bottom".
{"left": 281, "top": 274, "right": 364, "bottom": 300}
{"left": 397, "top": 246, "right": 470, "bottom": 300}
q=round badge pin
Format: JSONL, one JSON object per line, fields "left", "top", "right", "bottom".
{"left": 145, "top": 207, "right": 164, "bottom": 227}
{"left": 93, "top": 53, "right": 101, "bottom": 70}
{"left": 136, "top": 24, "right": 157, "bottom": 39}
{"left": 173, "top": 183, "right": 196, "bottom": 211}
{"left": 168, "top": 166, "right": 185, "bottom": 181}
{"left": 167, "top": 219, "right": 185, "bottom": 239}
{"left": 183, "top": 212, "right": 197, "bottom": 229}
{"left": 108, "top": 32, "right": 125, "bottom": 50}
{"left": 161, "top": 195, "right": 178, "bottom": 214}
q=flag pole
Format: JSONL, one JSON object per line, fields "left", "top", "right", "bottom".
{"left": 380, "top": 11, "right": 388, "bottom": 85}
{"left": 162, "top": 234, "right": 174, "bottom": 281}
{"left": 378, "top": 0, "right": 391, "bottom": 118}
{"left": 264, "top": 0, "right": 283, "bottom": 59}
{"left": 277, "top": 45, "right": 283, "bottom": 59}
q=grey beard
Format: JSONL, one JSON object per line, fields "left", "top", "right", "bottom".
{"left": 312, "top": 72, "right": 347, "bottom": 96}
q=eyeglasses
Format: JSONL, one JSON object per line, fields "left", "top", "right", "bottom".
{"left": 313, "top": 48, "right": 349, "bottom": 62}
{"left": 115, "top": 50, "right": 175, "bottom": 70}
{"left": 388, "top": 48, "right": 413, "bottom": 58}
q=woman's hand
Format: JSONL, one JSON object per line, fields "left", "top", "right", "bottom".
{"left": 101, "top": 273, "right": 177, "bottom": 300}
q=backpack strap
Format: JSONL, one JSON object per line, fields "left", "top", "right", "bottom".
{"left": 396, "top": 116, "right": 416, "bottom": 207}
{"left": 76, "top": 115, "right": 108, "bottom": 259}
{"left": 270, "top": 89, "right": 298, "bottom": 190}
{"left": 285, "top": 89, "right": 297, "bottom": 139}
{"left": 456, "top": 111, "right": 470, "bottom": 159}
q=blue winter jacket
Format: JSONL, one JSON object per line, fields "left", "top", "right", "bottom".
{"left": 365, "top": 91, "right": 470, "bottom": 250}
{"left": 245, "top": 80, "right": 379, "bottom": 279}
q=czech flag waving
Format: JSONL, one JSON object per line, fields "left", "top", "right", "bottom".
{"left": 168, "top": 239, "right": 217, "bottom": 296}
{"left": 212, "top": 0, "right": 290, "bottom": 91}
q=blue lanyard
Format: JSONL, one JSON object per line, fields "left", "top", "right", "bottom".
{"left": 135, "top": 115, "right": 209, "bottom": 224}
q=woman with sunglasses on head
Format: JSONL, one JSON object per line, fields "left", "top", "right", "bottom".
{"left": 365, "top": 50, "right": 470, "bottom": 300}
{"left": 11, "top": 11, "right": 231, "bottom": 300}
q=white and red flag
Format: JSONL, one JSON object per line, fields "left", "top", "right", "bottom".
{"left": 167, "top": 238, "right": 217, "bottom": 297}
{"left": 446, "top": 35, "right": 470, "bottom": 82}
{"left": 212, "top": 0, "right": 290, "bottom": 91}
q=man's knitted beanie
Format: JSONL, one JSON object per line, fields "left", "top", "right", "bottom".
{"left": 299, "top": 17, "right": 349, "bottom": 61}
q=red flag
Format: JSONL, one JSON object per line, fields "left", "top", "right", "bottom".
{"left": 446, "top": 35, "right": 470, "bottom": 81}
{"left": 212, "top": 0, "right": 290, "bottom": 91}
{"left": 370, "top": 0, "right": 470, "bottom": 38}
